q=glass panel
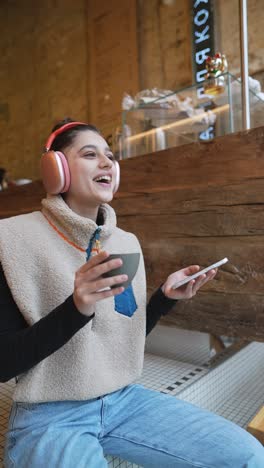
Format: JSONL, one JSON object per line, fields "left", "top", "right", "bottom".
{"left": 117, "top": 72, "right": 264, "bottom": 159}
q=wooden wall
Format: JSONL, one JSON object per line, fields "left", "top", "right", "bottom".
{"left": 1, "top": 125, "right": 264, "bottom": 342}
{"left": 0, "top": 0, "right": 264, "bottom": 181}
{"left": 137, "top": 0, "right": 192, "bottom": 90}
{"left": 87, "top": 0, "right": 139, "bottom": 138}
{"left": 138, "top": 0, "right": 264, "bottom": 89}
{"left": 0, "top": 0, "right": 88, "bottom": 181}
{"left": 216, "top": 0, "right": 264, "bottom": 78}
{"left": 111, "top": 125, "right": 264, "bottom": 342}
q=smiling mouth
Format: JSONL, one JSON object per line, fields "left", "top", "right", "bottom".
{"left": 94, "top": 175, "right": 112, "bottom": 186}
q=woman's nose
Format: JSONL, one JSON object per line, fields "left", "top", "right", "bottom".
{"left": 98, "top": 153, "right": 113, "bottom": 167}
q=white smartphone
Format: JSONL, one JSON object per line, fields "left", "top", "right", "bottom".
{"left": 172, "top": 257, "right": 229, "bottom": 290}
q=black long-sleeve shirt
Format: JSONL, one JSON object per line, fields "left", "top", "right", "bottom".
{"left": 0, "top": 264, "right": 176, "bottom": 382}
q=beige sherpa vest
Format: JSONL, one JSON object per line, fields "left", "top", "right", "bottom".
{"left": 0, "top": 195, "right": 146, "bottom": 402}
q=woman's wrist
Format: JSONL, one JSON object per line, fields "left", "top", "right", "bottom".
{"left": 72, "top": 294, "right": 95, "bottom": 317}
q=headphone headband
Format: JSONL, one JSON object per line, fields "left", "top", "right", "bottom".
{"left": 44, "top": 122, "right": 88, "bottom": 152}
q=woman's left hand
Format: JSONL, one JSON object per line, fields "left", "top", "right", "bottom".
{"left": 161, "top": 265, "right": 217, "bottom": 300}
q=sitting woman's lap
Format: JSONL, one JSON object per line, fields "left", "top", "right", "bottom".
{"left": 4, "top": 384, "right": 264, "bottom": 468}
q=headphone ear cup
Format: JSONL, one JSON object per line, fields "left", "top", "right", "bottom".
{"left": 113, "top": 161, "right": 120, "bottom": 194}
{"left": 40, "top": 151, "right": 71, "bottom": 194}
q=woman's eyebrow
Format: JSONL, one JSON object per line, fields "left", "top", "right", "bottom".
{"left": 78, "top": 145, "right": 112, "bottom": 153}
{"left": 78, "top": 144, "right": 97, "bottom": 152}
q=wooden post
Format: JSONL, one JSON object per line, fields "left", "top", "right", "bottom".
{"left": 247, "top": 407, "right": 264, "bottom": 444}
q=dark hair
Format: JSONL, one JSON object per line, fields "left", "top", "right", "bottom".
{"left": 50, "top": 117, "right": 101, "bottom": 152}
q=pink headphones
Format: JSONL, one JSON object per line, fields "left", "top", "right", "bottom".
{"left": 40, "top": 121, "right": 120, "bottom": 195}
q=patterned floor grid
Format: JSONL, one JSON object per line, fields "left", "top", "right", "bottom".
{"left": 0, "top": 380, "right": 15, "bottom": 467}
{"left": 1, "top": 340, "right": 264, "bottom": 467}
{"left": 177, "top": 341, "right": 264, "bottom": 428}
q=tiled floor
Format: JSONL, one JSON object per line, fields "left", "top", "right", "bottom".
{"left": 177, "top": 341, "right": 264, "bottom": 428}
{"left": 1, "top": 334, "right": 264, "bottom": 468}
{"left": 0, "top": 380, "right": 15, "bottom": 467}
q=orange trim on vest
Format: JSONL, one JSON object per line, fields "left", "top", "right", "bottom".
{"left": 42, "top": 213, "right": 86, "bottom": 253}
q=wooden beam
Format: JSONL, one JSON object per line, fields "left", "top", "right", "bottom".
{"left": 247, "top": 406, "right": 264, "bottom": 444}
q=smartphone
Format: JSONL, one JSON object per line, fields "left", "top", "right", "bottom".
{"left": 172, "top": 257, "right": 229, "bottom": 290}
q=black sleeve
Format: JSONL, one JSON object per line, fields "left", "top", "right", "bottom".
{"left": 146, "top": 286, "right": 176, "bottom": 336}
{"left": 0, "top": 264, "right": 93, "bottom": 382}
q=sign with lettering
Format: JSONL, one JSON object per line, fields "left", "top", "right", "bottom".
{"left": 192, "top": 0, "right": 215, "bottom": 86}
{"left": 192, "top": 0, "right": 215, "bottom": 139}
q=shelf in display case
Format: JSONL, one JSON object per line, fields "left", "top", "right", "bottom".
{"left": 117, "top": 72, "right": 264, "bottom": 159}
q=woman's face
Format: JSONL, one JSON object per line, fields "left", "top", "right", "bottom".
{"left": 63, "top": 130, "right": 117, "bottom": 217}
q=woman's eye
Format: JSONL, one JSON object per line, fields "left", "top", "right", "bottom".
{"left": 84, "top": 152, "right": 96, "bottom": 158}
{"left": 107, "top": 153, "right": 114, "bottom": 160}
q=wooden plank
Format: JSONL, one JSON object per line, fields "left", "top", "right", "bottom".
{"left": 160, "top": 292, "right": 264, "bottom": 342}
{"left": 140, "top": 237, "right": 264, "bottom": 295}
{"left": 116, "top": 207, "right": 264, "bottom": 238}
{"left": 0, "top": 181, "right": 45, "bottom": 219}
{"left": 113, "top": 179, "right": 264, "bottom": 214}
{"left": 116, "top": 126, "right": 264, "bottom": 192}
{"left": 217, "top": 1, "right": 264, "bottom": 79}
{"left": 138, "top": 0, "right": 192, "bottom": 89}
{"left": 87, "top": 0, "right": 139, "bottom": 137}
{"left": 247, "top": 406, "right": 264, "bottom": 444}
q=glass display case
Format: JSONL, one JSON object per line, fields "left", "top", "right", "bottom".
{"left": 117, "top": 72, "right": 264, "bottom": 159}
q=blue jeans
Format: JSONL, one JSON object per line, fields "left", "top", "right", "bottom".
{"left": 4, "top": 384, "right": 264, "bottom": 467}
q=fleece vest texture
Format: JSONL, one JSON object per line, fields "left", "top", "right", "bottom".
{"left": 0, "top": 195, "right": 146, "bottom": 403}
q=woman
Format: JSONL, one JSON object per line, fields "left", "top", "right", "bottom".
{"left": 0, "top": 119, "right": 263, "bottom": 467}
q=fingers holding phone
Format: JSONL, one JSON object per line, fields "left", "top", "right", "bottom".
{"left": 161, "top": 257, "right": 227, "bottom": 300}
{"left": 172, "top": 258, "right": 228, "bottom": 290}
{"left": 191, "top": 267, "right": 217, "bottom": 295}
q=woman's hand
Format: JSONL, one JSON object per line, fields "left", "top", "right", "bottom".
{"left": 161, "top": 265, "right": 217, "bottom": 300}
{"left": 73, "top": 251, "right": 127, "bottom": 316}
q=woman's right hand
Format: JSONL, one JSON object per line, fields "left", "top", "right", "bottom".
{"left": 73, "top": 251, "right": 127, "bottom": 316}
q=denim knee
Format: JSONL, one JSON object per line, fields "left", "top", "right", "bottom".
{"left": 228, "top": 432, "right": 264, "bottom": 468}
